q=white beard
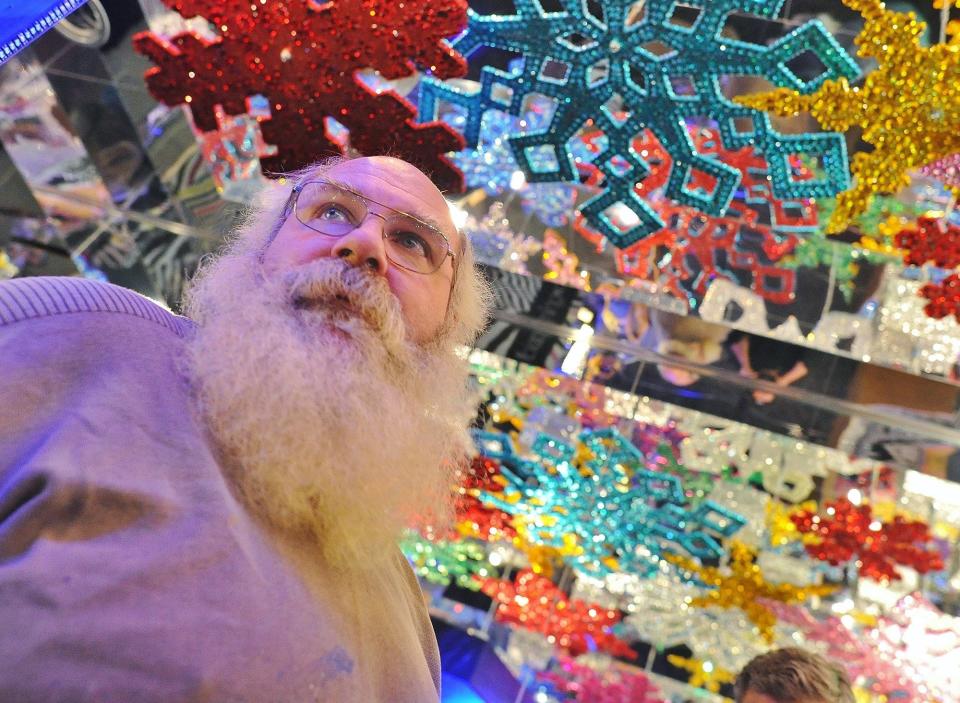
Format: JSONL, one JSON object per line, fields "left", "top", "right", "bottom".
{"left": 182, "top": 251, "right": 475, "bottom": 566}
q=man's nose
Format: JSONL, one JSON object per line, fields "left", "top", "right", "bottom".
{"left": 330, "top": 213, "right": 389, "bottom": 274}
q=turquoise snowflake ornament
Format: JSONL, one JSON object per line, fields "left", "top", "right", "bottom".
{"left": 471, "top": 428, "right": 746, "bottom": 578}
{"left": 419, "top": 0, "right": 859, "bottom": 247}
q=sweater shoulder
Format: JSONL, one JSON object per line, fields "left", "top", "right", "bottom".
{"left": 0, "top": 276, "right": 191, "bottom": 337}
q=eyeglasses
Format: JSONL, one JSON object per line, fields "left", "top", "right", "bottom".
{"left": 286, "top": 178, "right": 456, "bottom": 276}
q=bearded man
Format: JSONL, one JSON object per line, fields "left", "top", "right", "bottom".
{"left": 0, "top": 156, "right": 491, "bottom": 702}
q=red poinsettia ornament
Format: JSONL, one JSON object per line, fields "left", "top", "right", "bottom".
{"left": 134, "top": 0, "right": 467, "bottom": 189}
{"left": 790, "top": 498, "right": 943, "bottom": 582}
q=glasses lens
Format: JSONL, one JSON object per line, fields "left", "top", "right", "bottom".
{"left": 295, "top": 182, "right": 366, "bottom": 235}
{"left": 383, "top": 217, "right": 449, "bottom": 273}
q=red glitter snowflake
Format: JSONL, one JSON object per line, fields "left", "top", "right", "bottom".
{"left": 479, "top": 569, "right": 636, "bottom": 659}
{"left": 573, "top": 126, "right": 809, "bottom": 305}
{"left": 790, "top": 498, "right": 944, "bottom": 582}
{"left": 133, "top": 0, "right": 467, "bottom": 190}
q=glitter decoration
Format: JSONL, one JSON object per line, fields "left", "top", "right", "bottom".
{"left": 455, "top": 455, "right": 518, "bottom": 542}
{"left": 868, "top": 593, "right": 960, "bottom": 703}
{"left": 630, "top": 605, "right": 772, "bottom": 673}
{"left": 462, "top": 201, "right": 542, "bottom": 274}
{"left": 400, "top": 531, "right": 492, "bottom": 590}
{"left": 676, "top": 419, "right": 831, "bottom": 503}
{"left": 573, "top": 126, "right": 817, "bottom": 306}
{"left": 543, "top": 228, "right": 592, "bottom": 290}
{"left": 447, "top": 104, "right": 582, "bottom": 227}
{"left": 617, "top": 565, "right": 775, "bottom": 672}
{"left": 133, "top": 0, "right": 468, "bottom": 189}
{"left": 707, "top": 482, "right": 771, "bottom": 548}
{"left": 196, "top": 103, "right": 276, "bottom": 192}
{"left": 790, "top": 498, "right": 945, "bottom": 582}
{"left": 918, "top": 153, "right": 960, "bottom": 194}
{"left": 666, "top": 655, "right": 735, "bottom": 695}
{"left": 894, "top": 215, "right": 960, "bottom": 269}
{"left": 783, "top": 229, "right": 889, "bottom": 302}
{"left": 920, "top": 271, "right": 960, "bottom": 322}
{"left": 765, "top": 600, "right": 924, "bottom": 701}
{"left": 609, "top": 199, "right": 801, "bottom": 306}
{"left": 697, "top": 279, "right": 876, "bottom": 360}
{"left": 766, "top": 501, "right": 817, "bottom": 548}
{"left": 665, "top": 541, "right": 836, "bottom": 643}
{"left": 537, "top": 655, "right": 667, "bottom": 703}
{"left": 871, "top": 275, "right": 960, "bottom": 373}
{"left": 520, "top": 183, "right": 582, "bottom": 228}
{"left": 419, "top": 0, "right": 857, "bottom": 246}
{"left": 479, "top": 569, "right": 637, "bottom": 659}
{"left": 474, "top": 427, "right": 746, "bottom": 578}
{"left": 737, "top": 0, "right": 960, "bottom": 233}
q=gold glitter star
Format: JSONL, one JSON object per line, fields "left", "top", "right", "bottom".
{"left": 665, "top": 542, "right": 836, "bottom": 642}
{"left": 666, "top": 654, "right": 735, "bottom": 695}
{"left": 736, "top": 0, "right": 960, "bottom": 233}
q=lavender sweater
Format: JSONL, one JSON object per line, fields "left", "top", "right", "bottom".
{"left": 0, "top": 277, "right": 441, "bottom": 702}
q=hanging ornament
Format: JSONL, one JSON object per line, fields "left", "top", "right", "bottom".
{"left": 134, "top": 0, "right": 467, "bottom": 189}
{"left": 619, "top": 563, "right": 776, "bottom": 672}
{"left": 542, "top": 228, "right": 592, "bottom": 290}
{"left": 766, "top": 500, "right": 817, "bottom": 548}
{"left": 707, "top": 482, "right": 772, "bottom": 548}
{"left": 196, "top": 103, "right": 277, "bottom": 191}
{"left": 790, "top": 497, "right": 945, "bottom": 582}
{"left": 479, "top": 569, "right": 637, "bottom": 659}
{"left": 537, "top": 655, "right": 667, "bottom": 703}
{"left": 920, "top": 271, "right": 960, "bottom": 322}
{"left": 665, "top": 541, "right": 836, "bottom": 643}
{"left": 764, "top": 600, "right": 925, "bottom": 701}
{"left": 917, "top": 153, "right": 960, "bottom": 195}
{"left": 894, "top": 215, "right": 960, "bottom": 269}
{"left": 666, "top": 655, "right": 735, "bottom": 696}
{"left": 400, "top": 531, "right": 492, "bottom": 590}
{"left": 454, "top": 455, "right": 518, "bottom": 543}
{"left": 446, "top": 104, "right": 582, "bottom": 227}
{"left": 737, "top": 0, "right": 960, "bottom": 233}
{"left": 867, "top": 592, "right": 960, "bottom": 703}
{"left": 572, "top": 125, "right": 813, "bottom": 308}
{"left": 462, "top": 201, "right": 542, "bottom": 274}
{"left": 474, "top": 428, "right": 746, "bottom": 578}
{"left": 420, "top": 0, "right": 857, "bottom": 247}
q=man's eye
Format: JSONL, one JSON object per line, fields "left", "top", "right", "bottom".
{"left": 317, "top": 203, "right": 351, "bottom": 221}
{"left": 391, "top": 231, "right": 431, "bottom": 258}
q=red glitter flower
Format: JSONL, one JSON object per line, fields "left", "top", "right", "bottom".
{"left": 894, "top": 216, "right": 960, "bottom": 269}
{"left": 479, "top": 569, "right": 636, "bottom": 659}
{"left": 920, "top": 273, "right": 960, "bottom": 322}
{"left": 134, "top": 0, "right": 467, "bottom": 189}
{"left": 790, "top": 498, "right": 944, "bottom": 582}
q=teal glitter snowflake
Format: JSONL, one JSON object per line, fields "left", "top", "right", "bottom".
{"left": 419, "top": 0, "right": 859, "bottom": 247}
{"left": 471, "top": 427, "right": 746, "bottom": 578}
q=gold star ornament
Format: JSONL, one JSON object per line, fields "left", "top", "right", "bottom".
{"left": 736, "top": 0, "right": 960, "bottom": 233}
{"left": 665, "top": 542, "right": 836, "bottom": 642}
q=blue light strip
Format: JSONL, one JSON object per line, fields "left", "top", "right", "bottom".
{"left": 0, "top": 0, "right": 90, "bottom": 65}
